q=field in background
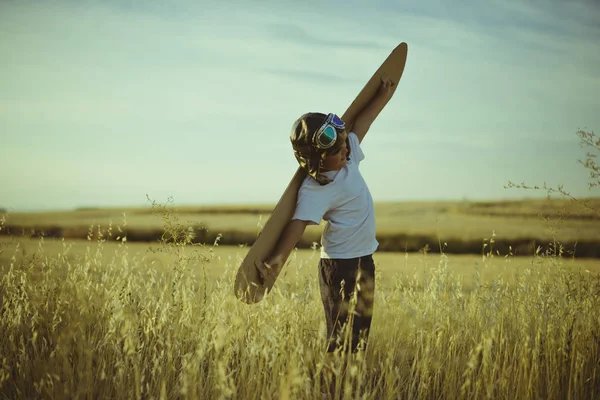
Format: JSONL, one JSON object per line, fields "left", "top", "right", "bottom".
{"left": 2, "top": 197, "right": 600, "bottom": 257}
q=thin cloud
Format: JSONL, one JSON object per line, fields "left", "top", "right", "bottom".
{"left": 259, "top": 68, "right": 354, "bottom": 84}
{"left": 262, "top": 22, "right": 389, "bottom": 50}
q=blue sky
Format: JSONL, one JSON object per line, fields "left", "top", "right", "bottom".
{"left": 1, "top": 0, "right": 599, "bottom": 211}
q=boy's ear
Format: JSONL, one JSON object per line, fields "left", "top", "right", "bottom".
{"left": 346, "top": 137, "right": 351, "bottom": 159}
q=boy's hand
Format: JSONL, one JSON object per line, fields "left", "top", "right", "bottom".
{"left": 375, "top": 75, "right": 395, "bottom": 101}
{"left": 255, "top": 255, "right": 284, "bottom": 285}
{"left": 352, "top": 75, "right": 397, "bottom": 143}
{"left": 264, "top": 254, "right": 284, "bottom": 271}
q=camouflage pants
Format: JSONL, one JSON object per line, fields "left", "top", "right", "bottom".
{"left": 318, "top": 255, "right": 376, "bottom": 353}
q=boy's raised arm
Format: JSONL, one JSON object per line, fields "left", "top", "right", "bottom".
{"left": 352, "top": 76, "right": 395, "bottom": 143}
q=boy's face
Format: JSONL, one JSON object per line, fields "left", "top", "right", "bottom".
{"left": 321, "top": 131, "right": 349, "bottom": 171}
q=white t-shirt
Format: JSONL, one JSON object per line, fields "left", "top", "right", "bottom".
{"left": 292, "top": 132, "right": 379, "bottom": 259}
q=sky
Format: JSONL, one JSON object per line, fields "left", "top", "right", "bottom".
{"left": 1, "top": 0, "right": 599, "bottom": 211}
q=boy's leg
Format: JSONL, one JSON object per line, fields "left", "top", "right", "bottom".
{"left": 352, "top": 255, "right": 376, "bottom": 352}
{"left": 318, "top": 256, "right": 375, "bottom": 398}
{"left": 318, "top": 256, "right": 376, "bottom": 353}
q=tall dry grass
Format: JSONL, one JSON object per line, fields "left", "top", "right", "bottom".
{"left": 1, "top": 204, "right": 599, "bottom": 400}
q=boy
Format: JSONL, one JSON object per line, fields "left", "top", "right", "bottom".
{"left": 261, "top": 76, "right": 395, "bottom": 353}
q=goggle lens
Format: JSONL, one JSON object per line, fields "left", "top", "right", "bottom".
{"left": 312, "top": 113, "right": 345, "bottom": 150}
{"left": 331, "top": 114, "right": 345, "bottom": 128}
{"left": 319, "top": 126, "right": 337, "bottom": 148}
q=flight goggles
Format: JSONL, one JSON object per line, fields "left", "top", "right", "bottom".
{"left": 312, "top": 113, "right": 345, "bottom": 150}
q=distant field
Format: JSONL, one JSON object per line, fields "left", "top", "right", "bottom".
{"left": 2, "top": 198, "right": 600, "bottom": 257}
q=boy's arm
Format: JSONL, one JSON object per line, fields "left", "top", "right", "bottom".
{"left": 258, "top": 219, "right": 310, "bottom": 282}
{"left": 352, "top": 76, "right": 395, "bottom": 143}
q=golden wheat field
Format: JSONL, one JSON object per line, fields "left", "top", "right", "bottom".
{"left": 2, "top": 204, "right": 600, "bottom": 399}
{"left": 3, "top": 198, "right": 600, "bottom": 258}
